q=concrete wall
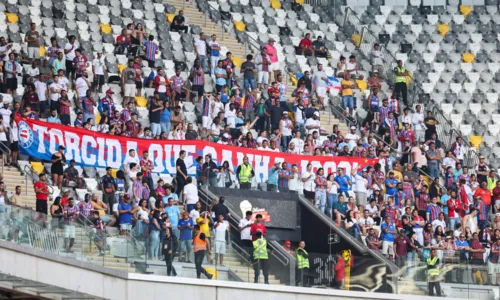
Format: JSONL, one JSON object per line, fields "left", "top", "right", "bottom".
{"left": 0, "top": 241, "right": 466, "bottom": 300}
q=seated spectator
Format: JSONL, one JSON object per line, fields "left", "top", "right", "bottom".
{"left": 170, "top": 10, "right": 189, "bottom": 33}
{"left": 346, "top": 55, "right": 364, "bottom": 80}
{"left": 336, "top": 56, "right": 346, "bottom": 78}
{"left": 370, "top": 43, "right": 384, "bottom": 75}
{"left": 367, "top": 70, "right": 382, "bottom": 91}
{"left": 298, "top": 33, "right": 315, "bottom": 56}
{"left": 313, "top": 36, "right": 328, "bottom": 58}
{"left": 115, "top": 29, "right": 131, "bottom": 54}
{"left": 63, "top": 159, "right": 84, "bottom": 189}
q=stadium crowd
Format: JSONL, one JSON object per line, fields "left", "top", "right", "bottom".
{"left": 0, "top": 16, "right": 498, "bottom": 286}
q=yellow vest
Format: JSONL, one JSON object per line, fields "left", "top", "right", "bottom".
{"left": 253, "top": 239, "right": 268, "bottom": 260}
{"left": 426, "top": 256, "right": 439, "bottom": 276}
{"left": 394, "top": 66, "right": 406, "bottom": 83}
{"left": 487, "top": 177, "right": 497, "bottom": 193}
{"left": 239, "top": 164, "right": 252, "bottom": 183}
{"left": 297, "top": 248, "right": 310, "bottom": 269}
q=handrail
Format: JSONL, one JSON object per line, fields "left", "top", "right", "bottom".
{"left": 0, "top": 140, "right": 11, "bottom": 173}
{"left": 23, "top": 164, "right": 54, "bottom": 196}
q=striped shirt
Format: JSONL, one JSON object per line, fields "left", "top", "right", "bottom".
{"left": 245, "top": 94, "right": 257, "bottom": 110}
{"left": 140, "top": 159, "right": 153, "bottom": 178}
{"left": 73, "top": 55, "right": 88, "bottom": 76}
{"left": 278, "top": 169, "right": 290, "bottom": 189}
{"left": 144, "top": 41, "right": 158, "bottom": 61}
{"left": 385, "top": 117, "right": 398, "bottom": 137}
{"left": 191, "top": 66, "right": 204, "bottom": 85}
{"left": 170, "top": 76, "right": 184, "bottom": 93}
{"left": 426, "top": 204, "right": 441, "bottom": 223}
{"left": 384, "top": 204, "right": 398, "bottom": 220}
{"left": 64, "top": 205, "right": 79, "bottom": 225}
{"left": 59, "top": 98, "right": 71, "bottom": 116}
{"left": 444, "top": 171, "right": 454, "bottom": 190}
{"left": 78, "top": 201, "right": 93, "bottom": 217}
{"left": 202, "top": 97, "right": 210, "bottom": 117}
{"left": 316, "top": 176, "right": 327, "bottom": 191}
{"left": 476, "top": 201, "right": 488, "bottom": 221}
{"left": 120, "top": 109, "right": 132, "bottom": 122}
{"left": 417, "top": 192, "right": 429, "bottom": 211}
{"left": 133, "top": 179, "right": 143, "bottom": 200}
{"left": 402, "top": 181, "right": 413, "bottom": 200}
{"left": 369, "top": 95, "right": 379, "bottom": 112}
{"left": 389, "top": 98, "right": 399, "bottom": 114}
{"left": 378, "top": 106, "right": 390, "bottom": 125}
{"left": 81, "top": 96, "right": 95, "bottom": 114}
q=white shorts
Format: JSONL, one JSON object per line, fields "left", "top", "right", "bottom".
{"left": 382, "top": 241, "right": 394, "bottom": 256}
{"left": 214, "top": 240, "right": 226, "bottom": 254}
{"left": 316, "top": 86, "right": 327, "bottom": 98}
{"left": 269, "top": 62, "right": 279, "bottom": 72}
{"left": 120, "top": 223, "right": 132, "bottom": 231}
{"left": 258, "top": 71, "right": 269, "bottom": 84}
{"left": 124, "top": 83, "right": 136, "bottom": 97}
{"left": 28, "top": 47, "right": 40, "bottom": 59}
{"left": 488, "top": 260, "right": 500, "bottom": 277}
{"left": 202, "top": 116, "right": 212, "bottom": 129}
{"left": 64, "top": 225, "right": 76, "bottom": 238}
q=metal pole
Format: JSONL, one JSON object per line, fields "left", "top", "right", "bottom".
{"left": 221, "top": 22, "right": 224, "bottom": 41}
{"left": 205, "top": 11, "right": 207, "bottom": 27}
{"left": 342, "top": 6, "right": 350, "bottom": 28}
{"left": 183, "top": 0, "right": 185, "bottom": 10}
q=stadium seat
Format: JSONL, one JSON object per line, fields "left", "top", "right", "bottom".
{"left": 30, "top": 162, "right": 45, "bottom": 174}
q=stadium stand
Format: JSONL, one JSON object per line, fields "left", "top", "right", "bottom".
{"left": 1, "top": 0, "right": 500, "bottom": 296}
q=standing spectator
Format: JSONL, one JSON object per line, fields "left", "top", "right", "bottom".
{"left": 165, "top": 198, "right": 181, "bottom": 238}
{"left": 162, "top": 228, "right": 179, "bottom": 276}
{"left": 301, "top": 163, "right": 316, "bottom": 202}
{"left": 238, "top": 211, "right": 254, "bottom": 254}
{"left": 178, "top": 211, "right": 194, "bottom": 262}
{"left": 222, "top": 52, "right": 235, "bottom": 90}
{"left": 125, "top": 112, "right": 142, "bottom": 137}
{"left": 236, "top": 156, "right": 254, "bottom": 189}
{"left": 341, "top": 73, "right": 355, "bottom": 116}
{"left": 101, "top": 167, "right": 116, "bottom": 214}
{"left": 170, "top": 69, "right": 190, "bottom": 106}
{"left": 34, "top": 76, "right": 48, "bottom": 116}
{"left": 381, "top": 216, "right": 397, "bottom": 259}
{"left": 34, "top": 173, "right": 50, "bottom": 215}
{"left": 122, "top": 60, "right": 137, "bottom": 105}
{"left": 263, "top": 38, "right": 279, "bottom": 81}
{"left": 208, "top": 34, "right": 220, "bottom": 76}
{"left": 183, "top": 177, "right": 199, "bottom": 213}
{"left": 315, "top": 168, "right": 328, "bottom": 213}
{"left": 64, "top": 35, "right": 79, "bottom": 80}
{"left": 118, "top": 195, "right": 133, "bottom": 234}
{"left": 50, "top": 145, "right": 66, "bottom": 190}
{"left": 188, "top": 58, "right": 204, "bottom": 103}
{"left": 394, "top": 228, "right": 410, "bottom": 269}
{"left": 24, "top": 23, "right": 40, "bottom": 63}
{"left": 241, "top": 54, "right": 257, "bottom": 95}
{"left": 214, "top": 60, "right": 227, "bottom": 92}
{"left": 298, "top": 33, "right": 315, "bottom": 56}
{"left": 476, "top": 155, "right": 489, "bottom": 184}
{"left": 370, "top": 43, "right": 384, "bottom": 75}
{"left": 92, "top": 51, "right": 107, "bottom": 93}
{"left": 148, "top": 93, "right": 164, "bottom": 138}
{"left": 63, "top": 159, "right": 83, "bottom": 189}
{"left": 255, "top": 48, "right": 270, "bottom": 89}
{"left": 470, "top": 232, "right": 487, "bottom": 284}
{"left": 346, "top": 55, "right": 363, "bottom": 80}
{"left": 488, "top": 239, "right": 500, "bottom": 284}
{"left": 80, "top": 89, "right": 97, "bottom": 125}
{"left": 78, "top": 193, "right": 94, "bottom": 219}
{"left": 4, "top": 53, "right": 20, "bottom": 95}
{"left": 170, "top": 10, "right": 189, "bottom": 33}
{"left": 213, "top": 196, "right": 230, "bottom": 220}
{"left": 278, "top": 162, "right": 291, "bottom": 193}
{"left": 194, "top": 32, "right": 207, "bottom": 69}
{"left": 213, "top": 214, "right": 230, "bottom": 266}
{"left": 426, "top": 142, "right": 441, "bottom": 179}
{"left": 51, "top": 52, "right": 65, "bottom": 76}
{"left": 63, "top": 198, "right": 79, "bottom": 253}
{"left": 426, "top": 197, "right": 442, "bottom": 224}
{"left": 393, "top": 60, "right": 408, "bottom": 106}
{"left": 73, "top": 49, "right": 88, "bottom": 78}
{"left": 143, "top": 35, "right": 159, "bottom": 68}
{"left": 314, "top": 64, "right": 328, "bottom": 108}
{"left": 193, "top": 226, "right": 213, "bottom": 279}
{"left": 334, "top": 253, "right": 346, "bottom": 289}
{"left": 176, "top": 150, "right": 188, "bottom": 196}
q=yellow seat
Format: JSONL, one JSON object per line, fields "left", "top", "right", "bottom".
{"left": 95, "top": 113, "right": 101, "bottom": 125}
{"left": 270, "top": 0, "right": 281, "bottom": 9}
{"left": 460, "top": 5, "right": 472, "bottom": 18}
{"left": 405, "top": 71, "right": 412, "bottom": 85}
{"left": 462, "top": 53, "right": 474, "bottom": 63}
{"left": 470, "top": 136, "right": 482, "bottom": 150}
{"left": 437, "top": 24, "right": 450, "bottom": 37}
{"left": 290, "top": 73, "right": 298, "bottom": 86}
{"left": 295, "top": 0, "right": 304, "bottom": 4}
{"left": 232, "top": 56, "right": 243, "bottom": 68}
{"left": 166, "top": 13, "right": 176, "bottom": 23}
{"left": 135, "top": 96, "right": 148, "bottom": 107}
{"left": 351, "top": 34, "right": 362, "bottom": 47}
{"left": 6, "top": 13, "right": 18, "bottom": 24}
{"left": 117, "top": 64, "right": 127, "bottom": 74}
{"left": 205, "top": 267, "right": 219, "bottom": 279}
{"left": 39, "top": 46, "right": 46, "bottom": 57}
{"left": 111, "top": 169, "right": 118, "bottom": 178}
{"left": 233, "top": 20, "right": 246, "bottom": 32}
{"left": 99, "top": 24, "right": 112, "bottom": 34}
{"left": 355, "top": 79, "right": 367, "bottom": 90}
{"left": 30, "top": 162, "right": 45, "bottom": 174}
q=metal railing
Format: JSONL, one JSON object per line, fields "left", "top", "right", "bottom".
{"left": 203, "top": 1, "right": 232, "bottom": 41}
{"left": 23, "top": 164, "right": 54, "bottom": 197}
{"left": 0, "top": 140, "right": 11, "bottom": 173}
{"left": 27, "top": 221, "right": 60, "bottom": 254}
{"left": 339, "top": 7, "right": 486, "bottom": 174}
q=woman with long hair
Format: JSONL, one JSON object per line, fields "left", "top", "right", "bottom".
{"left": 97, "top": 115, "right": 110, "bottom": 133}
{"left": 218, "top": 161, "right": 234, "bottom": 188}
{"left": 344, "top": 210, "right": 360, "bottom": 238}
{"left": 133, "top": 199, "right": 150, "bottom": 239}
{"left": 50, "top": 196, "right": 64, "bottom": 230}
{"left": 314, "top": 168, "right": 327, "bottom": 213}
{"left": 133, "top": 23, "right": 147, "bottom": 45}
{"left": 149, "top": 209, "right": 162, "bottom": 260}
{"left": 246, "top": 132, "right": 257, "bottom": 149}
{"left": 326, "top": 173, "right": 340, "bottom": 217}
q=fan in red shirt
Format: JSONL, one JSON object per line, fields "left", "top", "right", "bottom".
{"left": 250, "top": 214, "right": 267, "bottom": 241}
{"left": 267, "top": 83, "right": 280, "bottom": 105}
{"left": 298, "top": 33, "right": 315, "bottom": 56}
{"left": 474, "top": 181, "right": 492, "bottom": 206}
{"left": 458, "top": 179, "right": 470, "bottom": 216}
{"left": 34, "top": 173, "right": 50, "bottom": 215}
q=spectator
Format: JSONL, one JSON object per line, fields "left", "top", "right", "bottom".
{"left": 394, "top": 228, "right": 410, "bottom": 269}
{"left": 241, "top": 54, "right": 257, "bottom": 95}
{"left": 213, "top": 214, "right": 230, "bottom": 266}
{"left": 208, "top": 34, "right": 220, "bottom": 76}
{"left": 122, "top": 60, "right": 137, "bottom": 105}
{"left": 298, "top": 33, "right": 315, "bottom": 56}
{"left": 370, "top": 43, "right": 384, "bottom": 75}
{"left": 313, "top": 36, "right": 328, "bottom": 58}
{"left": 263, "top": 38, "right": 279, "bottom": 81}
{"left": 189, "top": 58, "right": 204, "bottom": 103}
{"left": 393, "top": 60, "right": 408, "bottom": 106}
{"left": 143, "top": 35, "right": 159, "bottom": 68}
{"left": 63, "top": 198, "right": 79, "bottom": 252}
{"left": 346, "top": 55, "right": 363, "bottom": 80}
{"left": 194, "top": 32, "right": 207, "bottom": 70}
{"left": 24, "top": 23, "right": 40, "bottom": 63}
{"left": 341, "top": 73, "right": 355, "bottom": 116}
{"left": 51, "top": 52, "right": 65, "bottom": 76}
{"left": 255, "top": 48, "right": 271, "bottom": 89}
{"left": 178, "top": 211, "right": 194, "bottom": 262}
{"left": 92, "top": 51, "right": 107, "bottom": 93}
{"left": 170, "top": 10, "right": 189, "bottom": 33}
{"left": 165, "top": 198, "right": 181, "bottom": 238}
{"left": 222, "top": 52, "right": 235, "bottom": 90}
{"left": 73, "top": 48, "right": 89, "bottom": 78}
{"left": 214, "top": 60, "right": 227, "bottom": 92}
{"left": 4, "top": 52, "right": 21, "bottom": 95}
{"left": 170, "top": 68, "right": 190, "bottom": 106}
{"left": 381, "top": 216, "right": 397, "bottom": 259}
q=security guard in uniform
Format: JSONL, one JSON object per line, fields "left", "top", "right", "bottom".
{"left": 427, "top": 248, "right": 442, "bottom": 296}
{"left": 393, "top": 60, "right": 408, "bottom": 106}
{"left": 237, "top": 156, "right": 255, "bottom": 189}
{"left": 253, "top": 231, "right": 269, "bottom": 284}
{"left": 193, "top": 225, "right": 213, "bottom": 279}
{"left": 296, "top": 241, "right": 310, "bottom": 286}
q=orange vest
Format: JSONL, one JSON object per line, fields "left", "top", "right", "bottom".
{"left": 193, "top": 232, "right": 207, "bottom": 252}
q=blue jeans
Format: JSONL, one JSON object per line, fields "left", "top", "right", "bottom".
{"left": 342, "top": 96, "right": 354, "bottom": 109}
{"left": 186, "top": 204, "right": 196, "bottom": 214}
{"left": 428, "top": 165, "right": 439, "bottom": 179}
{"left": 449, "top": 217, "right": 460, "bottom": 232}
{"left": 210, "top": 55, "right": 219, "bottom": 75}
{"left": 282, "top": 135, "right": 291, "bottom": 151}
{"left": 160, "top": 121, "right": 171, "bottom": 135}
{"left": 200, "top": 55, "right": 207, "bottom": 70}
{"left": 315, "top": 190, "right": 327, "bottom": 213}
{"left": 243, "top": 78, "right": 256, "bottom": 95}
{"left": 327, "top": 194, "right": 338, "bottom": 216}
{"left": 151, "top": 122, "right": 161, "bottom": 136}
{"left": 297, "top": 121, "right": 305, "bottom": 138}
{"left": 171, "top": 227, "right": 180, "bottom": 239}
{"left": 150, "top": 230, "right": 160, "bottom": 259}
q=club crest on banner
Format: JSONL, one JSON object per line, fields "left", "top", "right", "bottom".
{"left": 18, "top": 120, "right": 34, "bottom": 149}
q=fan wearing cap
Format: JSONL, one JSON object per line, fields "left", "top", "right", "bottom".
{"left": 305, "top": 111, "right": 321, "bottom": 135}
{"left": 92, "top": 51, "right": 107, "bottom": 93}
{"left": 98, "top": 89, "right": 115, "bottom": 118}
{"left": 283, "top": 240, "right": 293, "bottom": 254}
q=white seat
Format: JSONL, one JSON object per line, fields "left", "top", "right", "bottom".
{"left": 405, "top": 33, "right": 417, "bottom": 44}
{"left": 400, "top": 15, "right": 412, "bottom": 25}
{"left": 469, "top": 103, "right": 482, "bottom": 115}
{"left": 449, "top": 82, "right": 462, "bottom": 94}
{"left": 375, "top": 15, "right": 387, "bottom": 25}
{"left": 489, "top": 124, "right": 500, "bottom": 136}
{"left": 482, "top": 43, "right": 496, "bottom": 54}
{"left": 427, "top": 14, "right": 439, "bottom": 25}
{"left": 459, "top": 124, "right": 472, "bottom": 136}
{"left": 450, "top": 114, "right": 463, "bottom": 127}
{"left": 467, "top": 71, "right": 480, "bottom": 83}
{"left": 384, "top": 24, "right": 396, "bottom": 36}
{"left": 428, "top": 72, "right": 440, "bottom": 84}
{"left": 461, "top": 62, "right": 473, "bottom": 73}
{"left": 422, "top": 51, "right": 436, "bottom": 63}
{"left": 469, "top": 42, "right": 481, "bottom": 54}
{"left": 423, "top": 23, "right": 436, "bottom": 34}
{"left": 484, "top": 135, "right": 497, "bottom": 148}
{"left": 441, "top": 103, "right": 453, "bottom": 115}
{"left": 471, "top": 33, "right": 483, "bottom": 44}
{"left": 440, "top": 71, "right": 454, "bottom": 83}
{"left": 232, "top": 13, "right": 243, "bottom": 22}
{"left": 427, "top": 43, "right": 440, "bottom": 53}
{"left": 487, "top": 92, "right": 498, "bottom": 103}
{"left": 433, "top": 62, "right": 445, "bottom": 73}
{"left": 380, "top": 6, "right": 392, "bottom": 16}
{"left": 395, "top": 53, "right": 407, "bottom": 63}
{"left": 453, "top": 14, "right": 464, "bottom": 25}
{"left": 488, "top": 62, "right": 500, "bottom": 74}
{"left": 492, "top": 114, "right": 500, "bottom": 125}
{"left": 463, "top": 82, "right": 476, "bottom": 94}
{"left": 487, "top": 5, "right": 498, "bottom": 15}
{"left": 421, "top": 82, "right": 435, "bottom": 93}
{"left": 410, "top": 24, "right": 422, "bottom": 36}
{"left": 492, "top": 15, "right": 500, "bottom": 24}
{"left": 480, "top": 14, "right": 492, "bottom": 24}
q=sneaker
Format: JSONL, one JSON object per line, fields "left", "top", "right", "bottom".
{"left": 99, "top": 252, "right": 105, "bottom": 256}
{"left": 207, "top": 273, "right": 213, "bottom": 280}
{"left": 186, "top": 260, "right": 193, "bottom": 263}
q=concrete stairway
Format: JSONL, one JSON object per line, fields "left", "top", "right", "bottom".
{"left": 2, "top": 166, "right": 37, "bottom": 208}
{"left": 222, "top": 254, "right": 281, "bottom": 284}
